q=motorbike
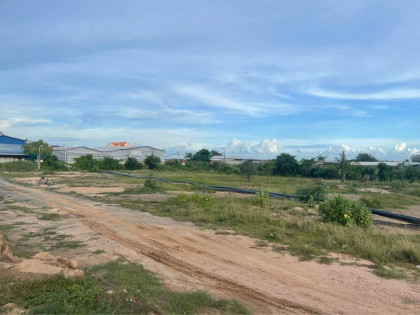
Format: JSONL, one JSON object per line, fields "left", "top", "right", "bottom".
{"left": 36, "top": 177, "right": 54, "bottom": 186}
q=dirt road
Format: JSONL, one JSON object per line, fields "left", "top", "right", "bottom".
{"left": 1, "top": 177, "right": 419, "bottom": 314}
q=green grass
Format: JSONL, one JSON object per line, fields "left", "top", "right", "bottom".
{"left": 5, "top": 205, "right": 37, "bottom": 214}
{"left": 48, "top": 240, "right": 85, "bottom": 250}
{"left": 0, "top": 260, "right": 249, "bottom": 314}
{"left": 369, "top": 265, "right": 407, "bottom": 279}
{"left": 37, "top": 213, "right": 61, "bottom": 221}
{"left": 92, "top": 249, "right": 105, "bottom": 255}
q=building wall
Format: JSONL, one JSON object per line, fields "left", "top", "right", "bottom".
{"left": 0, "top": 134, "right": 26, "bottom": 163}
{"left": 53, "top": 146, "right": 165, "bottom": 164}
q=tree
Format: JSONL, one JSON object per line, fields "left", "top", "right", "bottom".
{"left": 74, "top": 154, "right": 99, "bottom": 171}
{"left": 354, "top": 153, "right": 378, "bottom": 162}
{"left": 42, "top": 155, "right": 67, "bottom": 171}
{"left": 144, "top": 154, "right": 161, "bottom": 169}
{"left": 23, "top": 139, "right": 53, "bottom": 160}
{"left": 300, "top": 158, "right": 315, "bottom": 177}
{"left": 184, "top": 153, "right": 193, "bottom": 160}
{"left": 124, "top": 157, "right": 143, "bottom": 170}
{"left": 192, "top": 149, "right": 211, "bottom": 162}
{"left": 239, "top": 160, "right": 256, "bottom": 182}
{"left": 210, "top": 150, "right": 222, "bottom": 157}
{"left": 411, "top": 154, "right": 420, "bottom": 162}
{"left": 316, "top": 154, "right": 326, "bottom": 161}
{"left": 99, "top": 157, "right": 122, "bottom": 170}
{"left": 377, "top": 163, "right": 393, "bottom": 182}
{"left": 273, "top": 153, "right": 300, "bottom": 176}
{"left": 336, "top": 151, "right": 350, "bottom": 182}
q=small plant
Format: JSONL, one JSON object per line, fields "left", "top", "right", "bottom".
{"left": 144, "top": 179, "right": 158, "bottom": 189}
{"left": 189, "top": 192, "right": 202, "bottom": 202}
{"left": 254, "top": 190, "right": 270, "bottom": 207}
{"left": 202, "top": 194, "right": 214, "bottom": 203}
{"left": 177, "top": 193, "right": 188, "bottom": 202}
{"left": 318, "top": 195, "right": 372, "bottom": 228}
{"left": 296, "top": 185, "right": 325, "bottom": 203}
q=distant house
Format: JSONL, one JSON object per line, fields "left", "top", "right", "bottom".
{"left": 107, "top": 141, "right": 132, "bottom": 147}
{"left": 0, "top": 132, "right": 28, "bottom": 163}
{"left": 210, "top": 155, "right": 261, "bottom": 165}
{"left": 53, "top": 145, "right": 165, "bottom": 164}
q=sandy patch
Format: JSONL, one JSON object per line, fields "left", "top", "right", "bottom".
{"left": 56, "top": 186, "right": 126, "bottom": 195}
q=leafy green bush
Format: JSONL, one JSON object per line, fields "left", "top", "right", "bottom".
{"left": 189, "top": 192, "right": 202, "bottom": 202}
{"left": 0, "top": 160, "right": 37, "bottom": 172}
{"left": 144, "top": 154, "right": 161, "bottom": 169}
{"left": 254, "top": 190, "right": 270, "bottom": 207}
{"left": 296, "top": 185, "right": 326, "bottom": 203}
{"left": 144, "top": 179, "right": 158, "bottom": 189}
{"left": 177, "top": 193, "right": 188, "bottom": 202}
{"left": 319, "top": 195, "right": 372, "bottom": 228}
{"left": 124, "top": 157, "right": 143, "bottom": 170}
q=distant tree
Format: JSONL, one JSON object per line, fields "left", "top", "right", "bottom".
{"left": 273, "top": 153, "right": 300, "bottom": 176}
{"left": 377, "top": 163, "right": 393, "bottom": 182}
{"left": 74, "top": 154, "right": 99, "bottom": 171}
{"left": 23, "top": 139, "right": 53, "bottom": 160}
{"left": 300, "top": 158, "right": 315, "bottom": 177}
{"left": 99, "top": 157, "right": 122, "bottom": 170}
{"left": 144, "top": 154, "right": 161, "bottom": 169}
{"left": 354, "top": 153, "right": 378, "bottom": 162}
{"left": 210, "top": 150, "right": 222, "bottom": 157}
{"left": 124, "top": 157, "right": 143, "bottom": 170}
{"left": 316, "top": 154, "right": 326, "bottom": 161}
{"left": 239, "top": 160, "right": 256, "bottom": 182}
{"left": 184, "top": 153, "right": 193, "bottom": 160}
{"left": 192, "top": 149, "right": 211, "bottom": 162}
{"left": 256, "top": 160, "right": 275, "bottom": 176}
{"left": 42, "top": 155, "right": 67, "bottom": 171}
{"left": 336, "top": 151, "right": 350, "bottom": 182}
{"left": 411, "top": 154, "right": 420, "bottom": 162}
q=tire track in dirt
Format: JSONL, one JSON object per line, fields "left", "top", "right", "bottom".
{"left": 2, "top": 180, "right": 320, "bottom": 314}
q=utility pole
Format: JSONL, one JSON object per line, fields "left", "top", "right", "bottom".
{"left": 177, "top": 151, "right": 179, "bottom": 162}
{"left": 223, "top": 152, "right": 225, "bottom": 163}
{"left": 37, "top": 143, "right": 42, "bottom": 170}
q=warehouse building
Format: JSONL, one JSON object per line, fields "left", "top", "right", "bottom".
{"left": 0, "top": 132, "right": 28, "bottom": 163}
{"left": 52, "top": 145, "right": 165, "bottom": 164}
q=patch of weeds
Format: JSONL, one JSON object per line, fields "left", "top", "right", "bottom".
{"left": 38, "top": 213, "right": 60, "bottom": 221}
{"left": 144, "top": 178, "right": 159, "bottom": 189}
{"left": 288, "top": 244, "right": 326, "bottom": 261}
{"left": 359, "top": 197, "right": 383, "bottom": 209}
{"left": 0, "top": 224, "right": 19, "bottom": 232}
{"left": 0, "top": 261, "right": 249, "bottom": 314}
{"left": 49, "top": 240, "right": 86, "bottom": 250}
{"left": 254, "top": 240, "right": 268, "bottom": 247}
{"left": 272, "top": 244, "right": 288, "bottom": 253}
{"left": 214, "top": 231, "right": 232, "bottom": 235}
{"left": 5, "top": 205, "right": 36, "bottom": 214}
{"left": 317, "top": 256, "right": 338, "bottom": 265}
{"left": 92, "top": 249, "right": 105, "bottom": 255}
{"left": 369, "top": 265, "right": 407, "bottom": 279}
{"left": 254, "top": 190, "right": 270, "bottom": 207}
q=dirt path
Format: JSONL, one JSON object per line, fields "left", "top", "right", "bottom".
{"left": 1, "top": 178, "right": 419, "bottom": 314}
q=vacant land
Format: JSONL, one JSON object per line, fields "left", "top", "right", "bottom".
{"left": 1, "top": 171, "right": 420, "bottom": 314}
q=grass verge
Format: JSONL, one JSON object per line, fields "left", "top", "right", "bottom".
{"left": 0, "top": 260, "right": 249, "bottom": 314}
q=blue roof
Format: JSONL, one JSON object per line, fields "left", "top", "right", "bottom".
{"left": 0, "top": 133, "right": 26, "bottom": 145}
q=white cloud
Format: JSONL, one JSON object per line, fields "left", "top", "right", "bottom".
{"left": 394, "top": 142, "right": 407, "bottom": 152}
{"left": 254, "top": 139, "right": 278, "bottom": 154}
{"left": 408, "top": 148, "right": 419, "bottom": 155}
{"left": 307, "top": 87, "right": 420, "bottom": 100}
{"left": 0, "top": 117, "right": 51, "bottom": 131}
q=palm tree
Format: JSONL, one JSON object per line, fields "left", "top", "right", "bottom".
{"left": 336, "top": 151, "right": 350, "bottom": 182}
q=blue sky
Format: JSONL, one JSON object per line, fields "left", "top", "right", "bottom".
{"left": 1, "top": 0, "right": 419, "bottom": 160}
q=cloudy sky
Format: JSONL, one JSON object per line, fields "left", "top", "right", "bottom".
{"left": 1, "top": 0, "right": 419, "bottom": 160}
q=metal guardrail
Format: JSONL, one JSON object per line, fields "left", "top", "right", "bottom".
{"left": 100, "top": 171, "right": 420, "bottom": 225}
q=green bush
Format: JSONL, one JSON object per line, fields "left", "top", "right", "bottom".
{"left": 296, "top": 185, "right": 326, "bottom": 203}
{"left": 124, "top": 157, "right": 143, "bottom": 170}
{"left": 319, "top": 195, "right": 372, "bottom": 228}
{"left": 0, "top": 160, "right": 37, "bottom": 172}
{"left": 144, "top": 154, "right": 161, "bottom": 169}
{"left": 177, "top": 193, "right": 188, "bottom": 202}
{"left": 144, "top": 179, "right": 158, "bottom": 189}
{"left": 254, "top": 190, "right": 270, "bottom": 207}
{"left": 189, "top": 192, "right": 202, "bottom": 202}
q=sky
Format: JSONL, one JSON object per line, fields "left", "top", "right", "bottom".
{"left": 0, "top": 0, "right": 419, "bottom": 161}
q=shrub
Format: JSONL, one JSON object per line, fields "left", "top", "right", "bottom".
{"left": 296, "top": 185, "right": 326, "bottom": 203}
{"left": 177, "top": 193, "right": 188, "bottom": 202}
{"left": 99, "top": 157, "right": 123, "bottom": 170}
{"left": 144, "top": 154, "right": 161, "bottom": 169}
{"left": 189, "top": 192, "right": 202, "bottom": 202}
{"left": 124, "top": 157, "right": 143, "bottom": 170}
{"left": 254, "top": 190, "right": 270, "bottom": 207}
{"left": 0, "top": 160, "right": 37, "bottom": 172}
{"left": 144, "top": 179, "right": 158, "bottom": 189}
{"left": 319, "top": 195, "right": 372, "bottom": 228}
